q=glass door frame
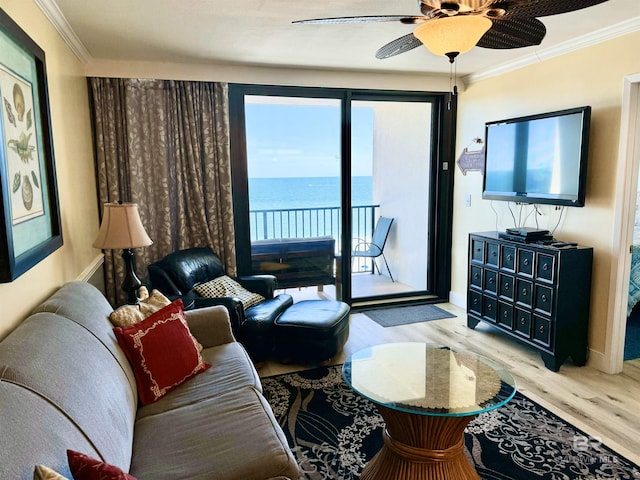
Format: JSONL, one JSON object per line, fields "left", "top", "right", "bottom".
{"left": 229, "top": 83, "right": 456, "bottom": 305}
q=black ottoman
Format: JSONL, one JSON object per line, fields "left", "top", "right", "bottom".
{"left": 274, "top": 300, "right": 350, "bottom": 364}
{"left": 239, "top": 294, "right": 293, "bottom": 361}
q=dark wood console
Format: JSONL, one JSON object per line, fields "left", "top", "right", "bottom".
{"left": 467, "top": 231, "right": 593, "bottom": 371}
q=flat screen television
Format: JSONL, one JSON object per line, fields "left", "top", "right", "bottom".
{"left": 482, "top": 106, "right": 591, "bottom": 207}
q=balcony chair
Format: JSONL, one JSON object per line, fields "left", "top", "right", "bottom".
{"left": 147, "top": 247, "right": 293, "bottom": 361}
{"left": 352, "top": 216, "right": 394, "bottom": 282}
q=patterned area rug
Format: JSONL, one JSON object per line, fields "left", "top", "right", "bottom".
{"left": 262, "top": 365, "right": 640, "bottom": 480}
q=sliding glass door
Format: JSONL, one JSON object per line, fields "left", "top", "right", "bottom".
{"left": 243, "top": 95, "right": 343, "bottom": 298}
{"left": 350, "top": 98, "right": 433, "bottom": 301}
{"left": 229, "top": 84, "right": 455, "bottom": 306}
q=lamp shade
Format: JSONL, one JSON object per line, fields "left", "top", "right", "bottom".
{"left": 93, "top": 203, "right": 153, "bottom": 250}
{"left": 413, "top": 15, "right": 492, "bottom": 57}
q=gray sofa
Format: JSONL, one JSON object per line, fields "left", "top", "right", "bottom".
{"left": 0, "top": 281, "right": 299, "bottom": 480}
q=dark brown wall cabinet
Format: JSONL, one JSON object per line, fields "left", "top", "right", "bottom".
{"left": 467, "top": 231, "right": 593, "bottom": 371}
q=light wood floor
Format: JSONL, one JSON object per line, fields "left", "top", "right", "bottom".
{"left": 256, "top": 303, "right": 640, "bottom": 466}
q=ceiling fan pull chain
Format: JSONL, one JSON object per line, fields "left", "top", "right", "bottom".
{"left": 454, "top": 58, "right": 458, "bottom": 96}
{"left": 447, "top": 52, "right": 458, "bottom": 107}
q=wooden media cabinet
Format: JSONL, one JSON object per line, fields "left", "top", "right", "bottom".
{"left": 467, "top": 231, "right": 593, "bottom": 371}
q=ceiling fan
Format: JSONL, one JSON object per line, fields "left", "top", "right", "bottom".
{"left": 293, "top": 0, "right": 610, "bottom": 63}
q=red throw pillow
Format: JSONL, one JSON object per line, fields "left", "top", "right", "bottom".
{"left": 67, "top": 450, "right": 137, "bottom": 480}
{"left": 113, "top": 299, "right": 210, "bottom": 405}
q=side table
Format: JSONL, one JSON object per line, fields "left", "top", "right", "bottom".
{"left": 342, "top": 342, "right": 516, "bottom": 480}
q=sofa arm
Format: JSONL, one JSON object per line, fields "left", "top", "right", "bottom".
{"left": 184, "top": 305, "right": 235, "bottom": 348}
{"left": 237, "top": 275, "right": 277, "bottom": 298}
{"left": 191, "top": 296, "right": 245, "bottom": 335}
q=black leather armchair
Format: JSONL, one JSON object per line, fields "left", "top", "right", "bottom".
{"left": 147, "top": 247, "right": 293, "bottom": 360}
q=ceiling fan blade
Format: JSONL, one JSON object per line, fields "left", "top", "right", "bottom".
{"left": 293, "top": 15, "right": 425, "bottom": 25}
{"left": 500, "top": 0, "right": 610, "bottom": 19}
{"left": 477, "top": 17, "right": 546, "bottom": 49}
{"left": 376, "top": 33, "right": 424, "bottom": 59}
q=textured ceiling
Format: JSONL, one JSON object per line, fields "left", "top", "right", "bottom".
{"left": 52, "top": 0, "right": 640, "bottom": 76}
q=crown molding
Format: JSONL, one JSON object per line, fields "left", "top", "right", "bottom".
{"left": 34, "top": 0, "right": 92, "bottom": 64}
{"left": 466, "top": 16, "right": 640, "bottom": 85}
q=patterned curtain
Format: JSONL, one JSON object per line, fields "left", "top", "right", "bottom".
{"left": 88, "top": 78, "right": 236, "bottom": 306}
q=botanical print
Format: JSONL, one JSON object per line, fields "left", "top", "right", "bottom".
{"left": 0, "top": 63, "right": 43, "bottom": 224}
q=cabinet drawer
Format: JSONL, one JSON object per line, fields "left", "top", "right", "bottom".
{"left": 514, "top": 308, "right": 531, "bottom": 338}
{"left": 517, "top": 249, "right": 534, "bottom": 276}
{"left": 516, "top": 279, "right": 533, "bottom": 307}
{"left": 533, "top": 315, "right": 552, "bottom": 347}
{"left": 497, "top": 302, "right": 514, "bottom": 329}
{"left": 498, "top": 273, "right": 514, "bottom": 301}
{"left": 483, "top": 296, "right": 497, "bottom": 323}
{"left": 501, "top": 245, "right": 516, "bottom": 271}
{"left": 484, "top": 269, "right": 497, "bottom": 294}
{"left": 469, "top": 290, "right": 482, "bottom": 316}
{"left": 534, "top": 285, "right": 554, "bottom": 316}
{"left": 470, "top": 265, "right": 482, "bottom": 289}
{"left": 471, "top": 238, "right": 485, "bottom": 263}
{"left": 536, "top": 253, "right": 555, "bottom": 282}
{"left": 486, "top": 242, "right": 499, "bottom": 266}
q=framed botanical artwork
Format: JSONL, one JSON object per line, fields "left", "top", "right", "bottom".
{"left": 0, "top": 8, "right": 62, "bottom": 282}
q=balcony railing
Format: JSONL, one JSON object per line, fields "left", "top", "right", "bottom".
{"left": 249, "top": 204, "right": 379, "bottom": 271}
{"left": 250, "top": 204, "right": 379, "bottom": 242}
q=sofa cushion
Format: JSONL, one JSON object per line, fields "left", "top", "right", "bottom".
{"left": 195, "top": 275, "right": 265, "bottom": 309}
{"left": 0, "top": 382, "right": 100, "bottom": 480}
{"left": 0, "top": 315, "right": 134, "bottom": 475}
{"left": 130, "top": 387, "right": 299, "bottom": 480}
{"left": 110, "top": 290, "right": 203, "bottom": 352}
{"left": 183, "top": 305, "right": 235, "bottom": 349}
{"left": 109, "top": 288, "right": 171, "bottom": 327}
{"left": 114, "top": 301, "right": 210, "bottom": 405}
{"left": 136, "top": 341, "right": 261, "bottom": 419}
{"left": 30, "top": 281, "right": 138, "bottom": 397}
{"left": 67, "top": 450, "right": 136, "bottom": 480}
{"left": 34, "top": 465, "right": 69, "bottom": 480}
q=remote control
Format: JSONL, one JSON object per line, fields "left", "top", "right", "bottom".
{"left": 551, "top": 241, "right": 578, "bottom": 248}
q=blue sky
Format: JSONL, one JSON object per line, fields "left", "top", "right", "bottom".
{"left": 245, "top": 103, "right": 373, "bottom": 178}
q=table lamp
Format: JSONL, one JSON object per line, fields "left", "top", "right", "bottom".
{"left": 93, "top": 202, "right": 153, "bottom": 304}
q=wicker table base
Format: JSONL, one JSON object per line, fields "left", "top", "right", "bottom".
{"left": 361, "top": 405, "right": 480, "bottom": 480}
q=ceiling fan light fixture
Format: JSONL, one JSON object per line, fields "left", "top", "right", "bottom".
{"left": 413, "top": 15, "right": 492, "bottom": 57}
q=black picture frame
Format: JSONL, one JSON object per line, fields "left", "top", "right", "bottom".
{"left": 0, "top": 8, "right": 62, "bottom": 282}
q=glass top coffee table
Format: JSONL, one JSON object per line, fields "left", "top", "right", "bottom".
{"left": 342, "top": 342, "right": 516, "bottom": 480}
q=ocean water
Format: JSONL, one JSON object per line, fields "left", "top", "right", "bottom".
{"left": 248, "top": 176, "right": 374, "bottom": 241}
{"left": 249, "top": 176, "right": 373, "bottom": 211}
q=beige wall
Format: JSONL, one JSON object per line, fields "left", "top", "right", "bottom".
{"left": 0, "top": 1, "right": 100, "bottom": 340}
{"left": 452, "top": 31, "right": 640, "bottom": 365}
